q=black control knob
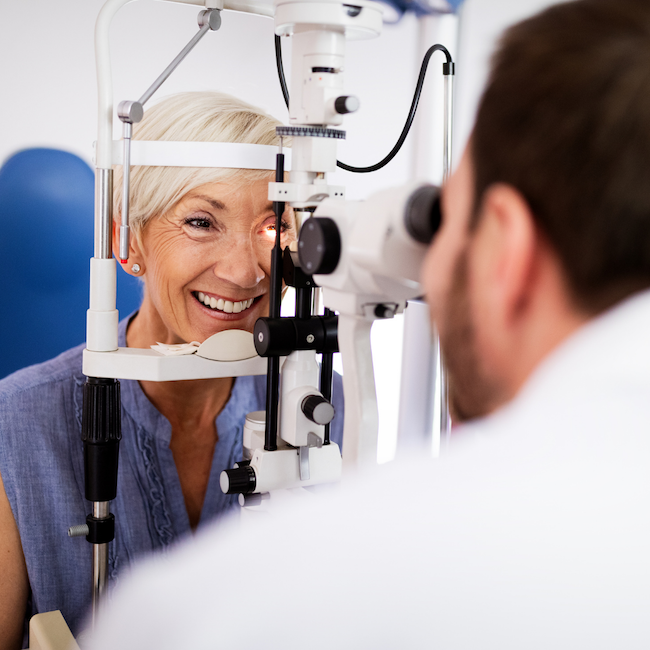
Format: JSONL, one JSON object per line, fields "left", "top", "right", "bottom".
{"left": 374, "top": 304, "right": 397, "bottom": 319}
{"left": 298, "top": 217, "right": 341, "bottom": 275}
{"left": 334, "top": 96, "right": 360, "bottom": 115}
{"left": 302, "top": 394, "right": 336, "bottom": 426}
{"left": 220, "top": 465, "right": 257, "bottom": 495}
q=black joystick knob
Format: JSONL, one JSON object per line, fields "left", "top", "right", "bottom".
{"left": 302, "top": 394, "right": 336, "bottom": 425}
{"left": 298, "top": 217, "right": 341, "bottom": 275}
{"left": 335, "top": 96, "right": 360, "bottom": 115}
{"left": 220, "top": 465, "right": 257, "bottom": 495}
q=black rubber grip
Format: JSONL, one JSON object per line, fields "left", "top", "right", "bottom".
{"left": 82, "top": 377, "right": 122, "bottom": 502}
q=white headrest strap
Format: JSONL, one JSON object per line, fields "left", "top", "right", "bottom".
{"left": 109, "top": 140, "right": 291, "bottom": 170}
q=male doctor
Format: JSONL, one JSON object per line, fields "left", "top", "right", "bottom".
{"left": 87, "top": 0, "right": 650, "bottom": 647}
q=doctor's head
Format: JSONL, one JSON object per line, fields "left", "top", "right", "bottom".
{"left": 112, "top": 91, "right": 294, "bottom": 345}
{"left": 423, "top": 0, "right": 650, "bottom": 421}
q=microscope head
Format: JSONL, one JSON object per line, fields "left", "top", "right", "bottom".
{"left": 298, "top": 182, "right": 442, "bottom": 315}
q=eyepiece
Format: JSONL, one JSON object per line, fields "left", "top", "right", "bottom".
{"left": 404, "top": 185, "right": 442, "bottom": 244}
{"left": 298, "top": 217, "right": 341, "bottom": 275}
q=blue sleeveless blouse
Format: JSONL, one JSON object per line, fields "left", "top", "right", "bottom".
{"left": 0, "top": 317, "right": 344, "bottom": 639}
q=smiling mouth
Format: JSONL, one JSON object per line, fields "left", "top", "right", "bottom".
{"left": 193, "top": 291, "right": 261, "bottom": 314}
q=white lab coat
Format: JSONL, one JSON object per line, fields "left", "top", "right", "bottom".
{"left": 86, "top": 290, "right": 650, "bottom": 650}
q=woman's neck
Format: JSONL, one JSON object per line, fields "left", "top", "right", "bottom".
{"left": 126, "top": 307, "right": 234, "bottom": 431}
{"left": 127, "top": 299, "right": 187, "bottom": 347}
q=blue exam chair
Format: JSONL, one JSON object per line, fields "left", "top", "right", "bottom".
{"left": 0, "top": 148, "right": 142, "bottom": 379}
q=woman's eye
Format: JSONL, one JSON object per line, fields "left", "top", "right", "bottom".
{"left": 265, "top": 219, "right": 291, "bottom": 234}
{"left": 184, "top": 216, "right": 212, "bottom": 230}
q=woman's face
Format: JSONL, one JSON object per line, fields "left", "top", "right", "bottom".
{"left": 135, "top": 177, "right": 294, "bottom": 344}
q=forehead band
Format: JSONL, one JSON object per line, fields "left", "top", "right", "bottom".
{"left": 107, "top": 140, "right": 292, "bottom": 170}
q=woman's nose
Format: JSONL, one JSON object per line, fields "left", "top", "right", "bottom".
{"left": 213, "top": 235, "right": 266, "bottom": 289}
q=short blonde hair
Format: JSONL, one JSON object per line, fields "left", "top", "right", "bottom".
{"left": 113, "top": 91, "right": 285, "bottom": 236}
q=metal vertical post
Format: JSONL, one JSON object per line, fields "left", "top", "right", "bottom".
{"left": 438, "top": 61, "right": 455, "bottom": 440}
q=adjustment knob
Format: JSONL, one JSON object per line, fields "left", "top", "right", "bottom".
{"left": 334, "top": 96, "right": 360, "bottom": 115}
{"left": 298, "top": 217, "right": 341, "bottom": 275}
{"left": 117, "top": 100, "right": 144, "bottom": 124}
{"left": 302, "top": 394, "right": 336, "bottom": 426}
{"left": 220, "top": 465, "right": 256, "bottom": 495}
{"left": 254, "top": 318, "right": 296, "bottom": 357}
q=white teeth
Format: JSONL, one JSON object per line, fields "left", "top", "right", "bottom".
{"left": 197, "top": 293, "right": 255, "bottom": 313}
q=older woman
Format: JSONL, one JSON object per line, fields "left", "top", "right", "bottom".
{"left": 0, "top": 91, "right": 344, "bottom": 648}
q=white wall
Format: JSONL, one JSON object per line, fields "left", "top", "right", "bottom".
{"left": 454, "top": 0, "right": 567, "bottom": 158}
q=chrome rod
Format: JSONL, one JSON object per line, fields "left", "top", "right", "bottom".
{"left": 95, "top": 169, "right": 113, "bottom": 260}
{"left": 92, "top": 543, "right": 109, "bottom": 624}
{"left": 138, "top": 17, "right": 213, "bottom": 107}
{"left": 93, "top": 501, "right": 109, "bottom": 519}
{"left": 91, "top": 500, "right": 110, "bottom": 626}
{"left": 438, "top": 340, "right": 451, "bottom": 438}
{"left": 119, "top": 121, "right": 132, "bottom": 262}
{"left": 440, "top": 69, "right": 454, "bottom": 437}
{"left": 443, "top": 73, "right": 454, "bottom": 183}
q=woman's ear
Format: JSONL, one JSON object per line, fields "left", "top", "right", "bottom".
{"left": 112, "top": 220, "right": 145, "bottom": 277}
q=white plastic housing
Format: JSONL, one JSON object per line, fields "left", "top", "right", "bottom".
{"left": 279, "top": 350, "right": 325, "bottom": 447}
{"left": 312, "top": 183, "right": 430, "bottom": 315}
{"left": 275, "top": 0, "right": 381, "bottom": 126}
{"left": 274, "top": 0, "right": 383, "bottom": 39}
{"left": 268, "top": 180, "right": 345, "bottom": 206}
{"left": 290, "top": 29, "right": 346, "bottom": 126}
{"left": 87, "top": 258, "right": 118, "bottom": 352}
{"left": 292, "top": 136, "right": 339, "bottom": 172}
{"left": 83, "top": 348, "right": 268, "bottom": 381}
{"left": 243, "top": 410, "right": 267, "bottom": 459}
{"left": 337, "top": 312, "right": 378, "bottom": 466}
{"left": 250, "top": 443, "right": 342, "bottom": 492}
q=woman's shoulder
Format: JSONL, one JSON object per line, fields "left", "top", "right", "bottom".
{"left": 0, "top": 342, "right": 85, "bottom": 405}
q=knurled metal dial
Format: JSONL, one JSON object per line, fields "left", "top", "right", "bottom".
{"left": 276, "top": 126, "right": 346, "bottom": 139}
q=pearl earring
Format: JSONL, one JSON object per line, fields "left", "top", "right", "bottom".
{"left": 131, "top": 263, "right": 141, "bottom": 274}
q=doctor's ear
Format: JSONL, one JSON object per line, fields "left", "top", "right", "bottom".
{"left": 112, "top": 219, "right": 145, "bottom": 277}
{"left": 471, "top": 183, "right": 537, "bottom": 329}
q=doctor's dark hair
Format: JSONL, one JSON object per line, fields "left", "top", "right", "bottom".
{"left": 472, "top": 0, "right": 650, "bottom": 313}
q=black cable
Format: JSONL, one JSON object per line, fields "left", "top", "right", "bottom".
{"left": 338, "top": 44, "right": 452, "bottom": 173}
{"left": 274, "top": 36, "right": 453, "bottom": 174}
{"left": 275, "top": 35, "right": 290, "bottom": 109}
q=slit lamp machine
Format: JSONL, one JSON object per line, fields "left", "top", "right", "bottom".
{"left": 29, "top": 0, "right": 455, "bottom": 643}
